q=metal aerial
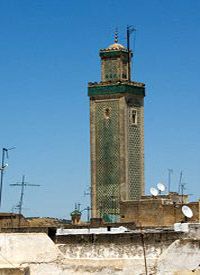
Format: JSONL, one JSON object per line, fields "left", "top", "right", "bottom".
{"left": 0, "top": 146, "right": 16, "bottom": 208}
{"left": 126, "top": 25, "right": 136, "bottom": 81}
{"left": 168, "top": 168, "right": 173, "bottom": 193}
{"left": 10, "top": 175, "right": 40, "bottom": 227}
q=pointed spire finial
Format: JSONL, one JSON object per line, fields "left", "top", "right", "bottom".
{"left": 114, "top": 28, "right": 118, "bottom": 43}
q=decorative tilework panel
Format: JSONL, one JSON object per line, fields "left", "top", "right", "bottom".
{"left": 127, "top": 105, "right": 144, "bottom": 199}
{"left": 95, "top": 100, "right": 120, "bottom": 216}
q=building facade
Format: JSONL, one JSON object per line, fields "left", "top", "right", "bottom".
{"left": 120, "top": 195, "right": 200, "bottom": 227}
{"left": 88, "top": 40, "right": 145, "bottom": 220}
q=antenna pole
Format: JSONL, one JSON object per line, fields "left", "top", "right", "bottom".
{"left": 181, "top": 183, "right": 184, "bottom": 204}
{"left": 127, "top": 26, "right": 131, "bottom": 82}
{"left": 19, "top": 175, "right": 25, "bottom": 216}
{"left": 10, "top": 175, "right": 40, "bottom": 227}
{"left": 178, "top": 171, "right": 183, "bottom": 194}
{"left": 87, "top": 206, "right": 90, "bottom": 223}
{"left": 0, "top": 147, "right": 15, "bottom": 208}
{"left": 126, "top": 25, "right": 136, "bottom": 82}
{"left": 181, "top": 182, "right": 186, "bottom": 204}
{"left": 0, "top": 148, "right": 6, "bottom": 208}
{"left": 168, "top": 168, "right": 173, "bottom": 193}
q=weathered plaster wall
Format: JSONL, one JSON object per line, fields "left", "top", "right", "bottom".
{"left": 56, "top": 231, "right": 183, "bottom": 274}
{"left": 0, "top": 230, "right": 199, "bottom": 275}
{"left": 157, "top": 239, "right": 200, "bottom": 274}
{"left": 0, "top": 268, "right": 29, "bottom": 275}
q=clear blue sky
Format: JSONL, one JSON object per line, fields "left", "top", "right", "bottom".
{"left": 0, "top": 0, "right": 199, "bottom": 219}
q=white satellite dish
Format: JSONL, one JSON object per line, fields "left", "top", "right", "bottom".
{"left": 157, "top": 182, "right": 166, "bottom": 192}
{"left": 182, "top": 205, "right": 193, "bottom": 218}
{"left": 150, "top": 187, "right": 159, "bottom": 196}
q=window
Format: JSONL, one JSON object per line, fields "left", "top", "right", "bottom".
{"left": 130, "top": 109, "right": 137, "bottom": 125}
{"left": 104, "top": 107, "right": 111, "bottom": 119}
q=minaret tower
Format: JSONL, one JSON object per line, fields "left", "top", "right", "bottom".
{"left": 88, "top": 31, "right": 145, "bottom": 221}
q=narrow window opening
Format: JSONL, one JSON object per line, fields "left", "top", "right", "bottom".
{"left": 131, "top": 109, "right": 137, "bottom": 125}
{"left": 104, "top": 108, "right": 111, "bottom": 119}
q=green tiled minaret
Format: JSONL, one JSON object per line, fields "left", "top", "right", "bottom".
{"left": 88, "top": 36, "right": 145, "bottom": 221}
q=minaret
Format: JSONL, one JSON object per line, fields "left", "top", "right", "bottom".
{"left": 88, "top": 32, "right": 145, "bottom": 221}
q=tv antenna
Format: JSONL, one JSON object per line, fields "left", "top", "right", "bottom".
{"left": 74, "top": 203, "right": 81, "bottom": 211}
{"left": 178, "top": 171, "right": 183, "bottom": 194}
{"left": 182, "top": 205, "right": 193, "bottom": 222}
{"left": 167, "top": 168, "right": 173, "bottom": 193}
{"left": 0, "top": 146, "right": 16, "bottom": 208}
{"left": 84, "top": 186, "right": 91, "bottom": 196}
{"left": 180, "top": 181, "right": 187, "bottom": 204}
{"left": 126, "top": 25, "right": 136, "bottom": 81}
{"left": 157, "top": 182, "right": 166, "bottom": 194}
{"left": 81, "top": 206, "right": 91, "bottom": 223}
{"left": 10, "top": 175, "right": 40, "bottom": 226}
{"left": 150, "top": 187, "right": 159, "bottom": 197}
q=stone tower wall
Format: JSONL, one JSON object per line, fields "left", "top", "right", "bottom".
{"left": 126, "top": 95, "right": 144, "bottom": 199}
{"left": 90, "top": 92, "right": 145, "bottom": 218}
{"left": 90, "top": 98, "right": 121, "bottom": 218}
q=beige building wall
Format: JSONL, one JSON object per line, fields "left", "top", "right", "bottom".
{"left": 120, "top": 199, "right": 199, "bottom": 227}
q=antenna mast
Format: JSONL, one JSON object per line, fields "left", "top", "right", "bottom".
{"left": 0, "top": 146, "right": 15, "bottom": 208}
{"left": 178, "top": 171, "right": 183, "bottom": 194}
{"left": 10, "top": 175, "right": 40, "bottom": 227}
{"left": 126, "top": 25, "right": 136, "bottom": 82}
{"left": 167, "top": 168, "right": 173, "bottom": 193}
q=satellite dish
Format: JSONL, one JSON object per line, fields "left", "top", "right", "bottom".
{"left": 182, "top": 205, "right": 193, "bottom": 218}
{"left": 150, "top": 187, "right": 159, "bottom": 196}
{"left": 157, "top": 182, "right": 166, "bottom": 192}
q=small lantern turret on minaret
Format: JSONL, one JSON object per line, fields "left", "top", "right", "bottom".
{"left": 99, "top": 30, "right": 132, "bottom": 83}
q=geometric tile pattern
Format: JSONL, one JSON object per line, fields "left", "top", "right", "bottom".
{"left": 127, "top": 104, "right": 144, "bottom": 199}
{"left": 95, "top": 100, "right": 120, "bottom": 217}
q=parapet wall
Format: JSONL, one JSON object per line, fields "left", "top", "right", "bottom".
{"left": 0, "top": 230, "right": 199, "bottom": 275}
{"left": 56, "top": 230, "right": 182, "bottom": 246}
{"left": 55, "top": 230, "right": 200, "bottom": 274}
